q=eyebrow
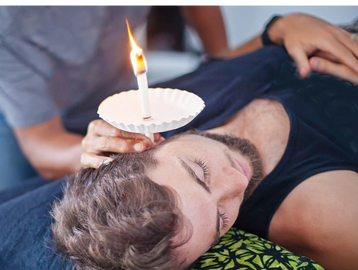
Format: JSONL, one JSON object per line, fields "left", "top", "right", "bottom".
{"left": 178, "top": 158, "right": 220, "bottom": 245}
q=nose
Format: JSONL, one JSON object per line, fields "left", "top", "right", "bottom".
{"left": 217, "top": 166, "right": 249, "bottom": 202}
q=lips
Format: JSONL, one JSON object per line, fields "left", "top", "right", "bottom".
{"left": 235, "top": 159, "right": 250, "bottom": 180}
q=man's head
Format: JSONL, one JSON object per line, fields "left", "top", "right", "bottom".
{"left": 52, "top": 131, "right": 262, "bottom": 269}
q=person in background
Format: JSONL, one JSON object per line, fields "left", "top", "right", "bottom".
{"left": 1, "top": 7, "right": 357, "bottom": 193}
{"left": 0, "top": 6, "right": 228, "bottom": 190}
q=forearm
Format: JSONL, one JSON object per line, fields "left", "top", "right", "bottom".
{"left": 32, "top": 132, "right": 83, "bottom": 179}
{"left": 15, "top": 117, "right": 84, "bottom": 180}
{"left": 180, "top": 6, "right": 228, "bottom": 57}
{"left": 222, "top": 35, "right": 263, "bottom": 59}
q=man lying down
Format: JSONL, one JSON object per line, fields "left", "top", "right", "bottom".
{"left": 51, "top": 37, "right": 358, "bottom": 270}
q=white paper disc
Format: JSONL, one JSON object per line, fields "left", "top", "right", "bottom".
{"left": 98, "top": 88, "right": 205, "bottom": 134}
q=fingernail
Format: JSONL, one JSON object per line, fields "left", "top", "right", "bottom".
{"left": 134, "top": 143, "right": 143, "bottom": 152}
{"left": 300, "top": 66, "right": 309, "bottom": 78}
{"left": 311, "top": 59, "right": 318, "bottom": 69}
{"left": 102, "top": 159, "right": 112, "bottom": 166}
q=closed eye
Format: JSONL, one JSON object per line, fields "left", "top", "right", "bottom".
{"left": 178, "top": 158, "right": 211, "bottom": 193}
{"left": 194, "top": 158, "right": 210, "bottom": 180}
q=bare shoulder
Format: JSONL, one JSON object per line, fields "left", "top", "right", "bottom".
{"left": 269, "top": 170, "right": 358, "bottom": 270}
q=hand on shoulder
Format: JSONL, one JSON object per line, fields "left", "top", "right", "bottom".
{"left": 269, "top": 13, "right": 358, "bottom": 81}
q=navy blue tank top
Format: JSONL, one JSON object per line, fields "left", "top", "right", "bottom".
{"left": 157, "top": 46, "right": 358, "bottom": 239}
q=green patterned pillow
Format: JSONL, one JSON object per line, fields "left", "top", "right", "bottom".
{"left": 192, "top": 228, "right": 325, "bottom": 270}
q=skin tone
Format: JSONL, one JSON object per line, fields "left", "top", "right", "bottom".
{"left": 222, "top": 13, "right": 358, "bottom": 80}
{"left": 146, "top": 134, "right": 255, "bottom": 268}
{"left": 270, "top": 170, "right": 358, "bottom": 270}
{"left": 268, "top": 13, "right": 358, "bottom": 78}
{"left": 14, "top": 117, "right": 83, "bottom": 179}
{"left": 310, "top": 55, "right": 358, "bottom": 85}
{"left": 180, "top": 6, "right": 228, "bottom": 58}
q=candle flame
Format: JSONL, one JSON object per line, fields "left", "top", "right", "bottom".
{"left": 126, "top": 19, "right": 147, "bottom": 75}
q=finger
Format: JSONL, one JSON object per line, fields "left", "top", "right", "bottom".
{"left": 153, "top": 133, "right": 165, "bottom": 143}
{"left": 83, "top": 135, "right": 141, "bottom": 154}
{"left": 286, "top": 44, "right": 311, "bottom": 78}
{"left": 310, "top": 56, "right": 358, "bottom": 85}
{"left": 81, "top": 152, "right": 113, "bottom": 169}
{"left": 88, "top": 120, "right": 153, "bottom": 146}
{"left": 87, "top": 120, "right": 116, "bottom": 136}
{"left": 337, "top": 28, "right": 358, "bottom": 59}
{"left": 115, "top": 129, "right": 154, "bottom": 146}
{"left": 89, "top": 136, "right": 149, "bottom": 154}
{"left": 313, "top": 51, "right": 340, "bottom": 63}
{"left": 316, "top": 34, "right": 358, "bottom": 74}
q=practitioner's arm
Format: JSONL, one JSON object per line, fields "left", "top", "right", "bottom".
{"left": 180, "top": 6, "right": 229, "bottom": 58}
{"left": 174, "top": 9, "right": 358, "bottom": 83}
{"left": 14, "top": 117, "right": 83, "bottom": 179}
{"left": 180, "top": 6, "right": 264, "bottom": 59}
{"left": 15, "top": 117, "right": 163, "bottom": 178}
{"left": 268, "top": 13, "right": 358, "bottom": 78}
{"left": 218, "top": 13, "right": 358, "bottom": 82}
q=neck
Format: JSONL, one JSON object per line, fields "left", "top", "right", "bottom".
{"left": 207, "top": 98, "right": 290, "bottom": 178}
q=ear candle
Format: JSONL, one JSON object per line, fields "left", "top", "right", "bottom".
{"left": 132, "top": 50, "right": 152, "bottom": 121}
{"left": 127, "top": 19, "right": 153, "bottom": 142}
{"left": 135, "top": 70, "right": 154, "bottom": 141}
{"left": 137, "top": 73, "right": 151, "bottom": 118}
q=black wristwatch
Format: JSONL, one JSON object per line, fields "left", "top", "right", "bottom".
{"left": 261, "top": 15, "right": 282, "bottom": 46}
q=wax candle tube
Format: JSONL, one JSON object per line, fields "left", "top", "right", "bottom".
{"left": 136, "top": 72, "right": 152, "bottom": 120}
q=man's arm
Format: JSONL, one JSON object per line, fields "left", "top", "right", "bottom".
{"left": 269, "top": 170, "right": 358, "bottom": 270}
